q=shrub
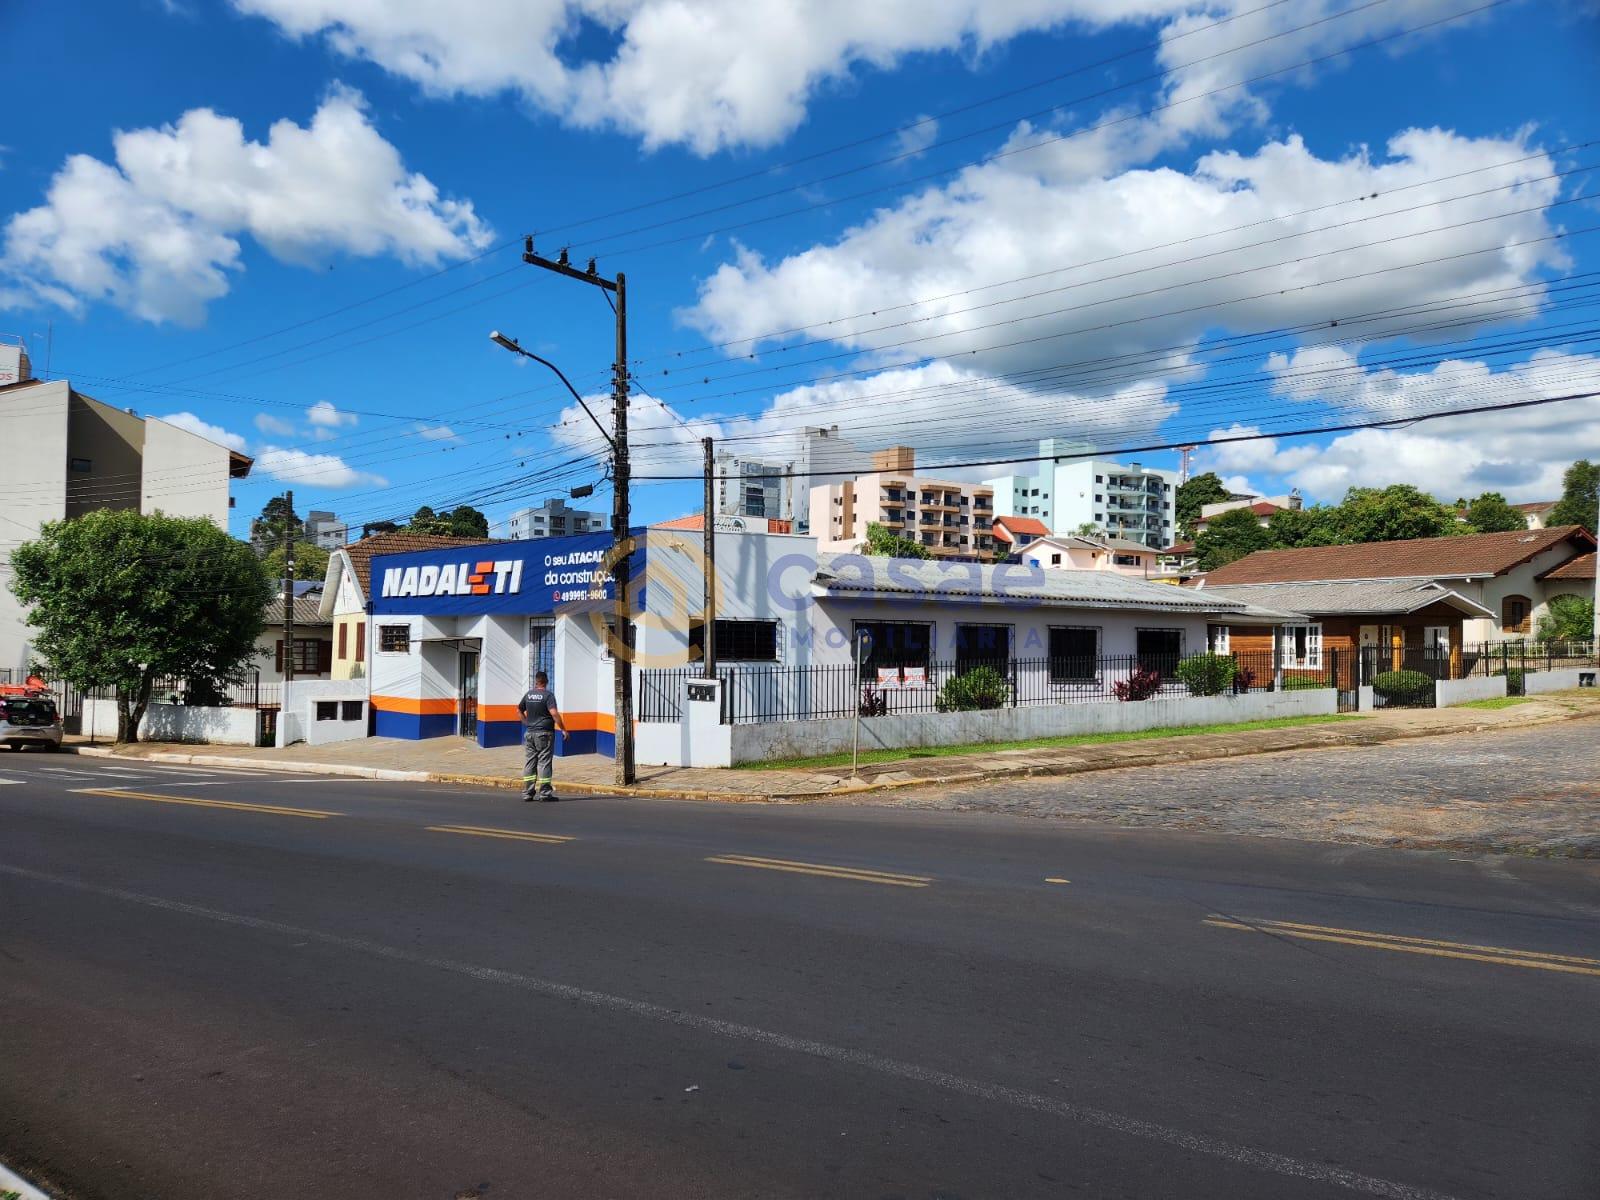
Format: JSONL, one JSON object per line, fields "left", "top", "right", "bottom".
{"left": 936, "top": 666, "right": 1010, "bottom": 712}
{"left": 1493, "top": 667, "right": 1526, "bottom": 697}
{"left": 1283, "top": 674, "right": 1328, "bottom": 690}
{"left": 1113, "top": 666, "right": 1163, "bottom": 701}
{"left": 1232, "top": 666, "right": 1257, "bottom": 694}
{"left": 1372, "top": 669, "right": 1433, "bottom": 705}
{"left": 1175, "top": 653, "right": 1235, "bottom": 697}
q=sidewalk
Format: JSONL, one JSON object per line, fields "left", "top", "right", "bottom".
{"left": 71, "top": 690, "right": 1600, "bottom": 802}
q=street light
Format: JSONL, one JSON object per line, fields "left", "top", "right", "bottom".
{"left": 488, "top": 331, "right": 614, "bottom": 449}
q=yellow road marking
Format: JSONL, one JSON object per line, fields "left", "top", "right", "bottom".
{"left": 427, "top": 824, "right": 573, "bottom": 845}
{"left": 1203, "top": 918, "right": 1600, "bottom": 978}
{"left": 74, "top": 788, "right": 339, "bottom": 819}
{"left": 1044, "top": 877, "right": 1071, "bottom": 885}
{"left": 706, "top": 853, "right": 931, "bottom": 888}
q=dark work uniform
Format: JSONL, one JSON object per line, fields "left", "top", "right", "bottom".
{"left": 518, "top": 686, "right": 559, "bottom": 799}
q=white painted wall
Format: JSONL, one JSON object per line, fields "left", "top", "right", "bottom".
{"left": 140, "top": 417, "right": 232, "bottom": 526}
{"left": 280, "top": 679, "right": 369, "bottom": 747}
{"left": 725, "top": 687, "right": 1338, "bottom": 765}
{"left": 1434, "top": 675, "right": 1507, "bottom": 706}
{"left": 1524, "top": 668, "right": 1595, "bottom": 695}
{"left": 84, "top": 697, "right": 259, "bottom": 745}
{"left": 0, "top": 380, "right": 69, "bottom": 679}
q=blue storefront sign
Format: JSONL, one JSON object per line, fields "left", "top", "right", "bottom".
{"left": 370, "top": 531, "right": 639, "bottom": 617}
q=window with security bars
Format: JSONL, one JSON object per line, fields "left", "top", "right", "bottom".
{"left": 378, "top": 625, "right": 411, "bottom": 653}
{"left": 1048, "top": 626, "right": 1099, "bottom": 683}
{"left": 689, "top": 619, "right": 780, "bottom": 662}
{"left": 853, "top": 620, "right": 932, "bottom": 679}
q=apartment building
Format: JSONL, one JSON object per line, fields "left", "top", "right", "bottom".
{"left": 810, "top": 446, "right": 997, "bottom": 560}
{"left": 304, "top": 509, "right": 349, "bottom": 549}
{"left": 714, "top": 426, "right": 873, "bottom": 533}
{"left": 492, "top": 496, "right": 608, "bottom": 540}
{"left": 984, "top": 438, "right": 1178, "bottom": 548}
{"left": 0, "top": 338, "right": 252, "bottom": 678}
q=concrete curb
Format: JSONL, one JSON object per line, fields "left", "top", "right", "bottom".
{"left": 63, "top": 704, "right": 1597, "bottom": 805}
{"left": 0, "top": 1160, "right": 54, "bottom": 1200}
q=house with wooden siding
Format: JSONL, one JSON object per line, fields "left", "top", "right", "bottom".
{"left": 1195, "top": 526, "right": 1595, "bottom": 647}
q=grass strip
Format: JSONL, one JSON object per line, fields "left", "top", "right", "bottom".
{"left": 745, "top": 713, "right": 1365, "bottom": 771}
{"left": 1454, "top": 696, "right": 1531, "bottom": 710}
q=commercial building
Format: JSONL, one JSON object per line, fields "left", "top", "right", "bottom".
{"left": 984, "top": 439, "right": 1179, "bottom": 548}
{"left": 0, "top": 339, "right": 252, "bottom": 678}
{"left": 810, "top": 446, "right": 997, "bottom": 560}
{"left": 492, "top": 496, "right": 608, "bottom": 541}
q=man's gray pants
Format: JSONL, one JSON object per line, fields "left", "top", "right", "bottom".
{"left": 523, "top": 731, "right": 555, "bottom": 798}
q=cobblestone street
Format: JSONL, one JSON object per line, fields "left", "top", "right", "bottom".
{"left": 879, "top": 716, "right": 1600, "bottom": 856}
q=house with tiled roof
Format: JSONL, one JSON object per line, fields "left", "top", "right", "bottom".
{"left": 1198, "top": 525, "right": 1595, "bottom": 648}
{"left": 991, "top": 515, "right": 1051, "bottom": 554}
{"left": 1015, "top": 533, "right": 1164, "bottom": 577}
{"left": 317, "top": 532, "right": 503, "bottom": 680}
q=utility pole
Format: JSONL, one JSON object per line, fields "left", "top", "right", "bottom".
{"left": 702, "top": 437, "right": 716, "bottom": 680}
{"left": 282, "top": 490, "right": 296, "bottom": 685}
{"left": 519, "top": 239, "right": 635, "bottom": 785}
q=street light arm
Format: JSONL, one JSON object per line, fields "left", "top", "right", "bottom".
{"left": 488, "top": 331, "right": 616, "bottom": 450}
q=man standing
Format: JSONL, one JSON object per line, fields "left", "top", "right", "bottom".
{"left": 518, "top": 670, "right": 567, "bottom": 802}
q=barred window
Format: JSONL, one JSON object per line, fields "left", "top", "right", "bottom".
{"left": 1049, "top": 626, "right": 1099, "bottom": 683}
{"left": 379, "top": 625, "right": 410, "bottom": 653}
{"left": 690, "top": 619, "right": 780, "bottom": 663}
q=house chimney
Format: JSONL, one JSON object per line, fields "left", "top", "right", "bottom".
{"left": 0, "top": 336, "right": 30, "bottom": 386}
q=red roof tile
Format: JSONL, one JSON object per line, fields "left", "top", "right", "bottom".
{"left": 341, "top": 532, "right": 504, "bottom": 598}
{"left": 1202, "top": 526, "right": 1595, "bottom": 585}
{"left": 993, "top": 515, "right": 1051, "bottom": 543}
{"left": 1538, "top": 551, "right": 1596, "bottom": 581}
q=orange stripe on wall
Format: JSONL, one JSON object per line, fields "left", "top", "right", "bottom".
{"left": 480, "top": 704, "right": 523, "bottom": 723}
{"left": 371, "top": 694, "right": 457, "bottom": 715}
{"left": 562, "top": 710, "right": 615, "bottom": 734}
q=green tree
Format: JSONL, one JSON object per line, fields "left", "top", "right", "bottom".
{"left": 262, "top": 540, "right": 330, "bottom": 585}
{"left": 406, "top": 505, "right": 450, "bottom": 535}
{"left": 1071, "top": 522, "right": 1100, "bottom": 536}
{"left": 1548, "top": 459, "right": 1599, "bottom": 532}
{"left": 1194, "top": 506, "right": 1274, "bottom": 571}
{"left": 1537, "top": 594, "right": 1594, "bottom": 643}
{"left": 1462, "top": 492, "right": 1526, "bottom": 533}
{"left": 444, "top": 505, "right": 490, "bottom": 538}
{"left": 1266, "top": 504, "right": 1341, "bottom": 548}
{"left": 1175, "top": 472, "right": 1231, "bottom": 539}
{"left": 10, "top": 511, "right": 272, "bottom": 742}
{"left": 1332, "top": 484, "right": 1459, "bottom": 544}
{"left": 863, "top": 521, "right": 931, "bottom": 559}
{"left": 361, "top": 520, "right": 401, "bottom": 538}
{"left": 250, "top": 495, "right": 301, "bottom": 554}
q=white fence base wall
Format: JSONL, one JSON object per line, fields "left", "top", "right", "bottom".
{"left": 719, "top": 688, "right": 1338, "bottom": 766}
{"left": 82, "top": 697, "right": 259, "bottom": 745}
{"left": 280, "top": 679, "right": 369, "bottom": 747}
{"left": 1435, "top": 676, "right": 1507, "bottom": 707}
{"left": 1523, "top": 668, "right": 1593, "bottom": 695}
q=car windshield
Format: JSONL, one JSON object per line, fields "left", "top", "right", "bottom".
{"left": 3, "top": 698, "right": 57, "bottom": 725}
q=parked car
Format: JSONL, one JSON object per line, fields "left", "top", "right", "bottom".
{"left": 1, "top": 695, "right": 64, "bottom": 751}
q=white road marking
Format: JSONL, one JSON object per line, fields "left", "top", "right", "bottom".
{"left": 0, "top": 861, "right": 1459, "bottom": 1200}
{"left": 0, "top": 777, "right": 20, "bottom": 785}
{"left": 36, "top": 767, "right": 101, "bottom": 777}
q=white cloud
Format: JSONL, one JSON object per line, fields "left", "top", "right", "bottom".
{"left": 894, "top": 117, "right": 939, "bottom": 161}
{"left": 156, "top": 411, "right": 248, "bottom": 452}
{"left": 254, "top": 411, "right": 297, "bottom": 436}
{"left": 307, "top": 399, "right": 358, "bottom": 428}
{"left": 413, "top": 423, "right": 460, "bottom": 441}
{"left": 1206, "top": 349, "right": 1600, "bottom": 503}
{"left": 227, "top": 0, "right": 1482, "bottom": 155}
{"left": 2, "top": 87, "right": 491, "bottom": 325}
{"left": 256, "top": 446, "right": 387, "bottom": 488}
{"left": 685, "top": 128, "right": 1563, "bottom": 387}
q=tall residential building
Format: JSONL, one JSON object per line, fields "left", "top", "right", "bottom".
{"left": 713, "top": 426, "right": 873, "bottom": 533}
{"left": 984, "top": 439, "right": 1178, "bottom": 549}
{"left": 305, "top": 510, "right": 349, "bottom": 549}
{"left": 811, "top": 446, "right": 997, "bottom": 560}
{"left": 492, "top": 496, "right": 608, "bottom": 541}
{"left": 0, "top": 339, "right": 252, "bottom": 678}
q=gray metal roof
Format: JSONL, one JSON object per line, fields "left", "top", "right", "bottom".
{"left": 815, "top": 553, "right": 1251, "bottom": 614}
{"left": 263, "top": 595, "right": 332, "bottom": 626}
{"left": 1199, "top": 579, "right": 1494, "bottom": 618}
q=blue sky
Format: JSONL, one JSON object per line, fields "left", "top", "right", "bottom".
{"left": 2, "top": 0, "right": 1597, "bottom": 539}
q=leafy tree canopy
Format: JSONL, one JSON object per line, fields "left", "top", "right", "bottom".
{"left": 863, "top": 521, "right": 931, "bottom": 559}
{"left": 406, "top": 504, "right": 490, "bottom": 539}
{"left": 262, "top": 540, "right": 330, "bottom": 584}
{"left": 1538, "top": 594, "right": 1594, "bottom": 643}
{"left": 1175, "top": 472, "right": 1231, "bottom": 539}
{"left": 1333, "top": 484, "right": 1459, "bottom": 543}
{"left": 1548, "top": 459, "right": 1598, "bottom": 531}
{"left": 1194, "top": 506, "right": 1275, "bottom": 571}
{"left": 250, "top": 494, "right": 301, "bottom": 553}
{"left": 11, "top": 511, "right": 272, "bottom": 742}
{"left": 1265, "top": 504, "right": 1341, "bottom": 548}
{"left": 1462, "top": 491, "right": 1526, "bottom": 534}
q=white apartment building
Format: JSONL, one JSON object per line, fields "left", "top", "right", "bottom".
{"left": 493, "top": 496, "right": 608, "bottom": 540}
{"left": 985, "top": 439, "right": 1178, "bottom": 549}
{"left": 0, "top": 339, "right": 252, "bottom": 679}
{"left": 811, "top": 446, "right": 997, "bottom": 560}
{"left": 305, "top": 509, "right": 349, "bottom": 549}
{"left": 715, "top": 426, "right": 873, "bottom": 533}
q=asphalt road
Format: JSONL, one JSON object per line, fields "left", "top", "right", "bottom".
{"left": 1, "top": 747, "right": 1596, "bottom": 1200}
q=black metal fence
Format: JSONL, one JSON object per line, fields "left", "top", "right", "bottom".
{"left": 639, "top": 650, "right": 1349, "bottom": 725}
{"left": 1358, "top": 641, "right": 1599, "bottom": 707}
{"left": 83, "top": 671, "right": 283, "bottom": 711}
